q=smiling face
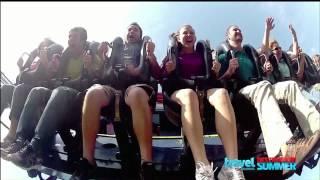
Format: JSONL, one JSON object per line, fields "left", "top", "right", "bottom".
{"left": 227, "top": 25, "right": 243, "bottom": 43}
{"left": 177, "top": 25, "right": 196, "bottom": 49}
{"left": 126, "top": 24, "right": 142, "bottom": 43}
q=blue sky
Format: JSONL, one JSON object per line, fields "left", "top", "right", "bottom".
{"left": 1, "top": 2, "right": 320, "bottom": 179}
{"left": 1, "top": 2, "right": 320, "bottom": 82}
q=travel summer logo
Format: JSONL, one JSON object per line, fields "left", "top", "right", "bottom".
{"left": 223, "top": 157, "right": 296, "bottom": 171}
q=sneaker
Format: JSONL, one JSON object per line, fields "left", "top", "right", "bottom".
{"left": 1, "top": 135, "right": 15, "bottom": 149}
{"left": 70, "top": 158, "right": 96, "bottom": 180}
{"left": 140, "top": 161, "right": 154, "bottom": 180}
{"left": 218, "top": 166, "right": 245, "bottom": 180}
{"left": 283, "top": 130, "right": 320, "bottom": 177}
{"left": 64, "top": 141, "right": 82, "bottom": 163}
{"left": 1, "top": 139, "right": 29, "bottom": 160}
{"left": 195, "top": 161, "right": 215, "bottom": 180}
{"left": 7, "top": 144, "right": 41, "bottom": 170}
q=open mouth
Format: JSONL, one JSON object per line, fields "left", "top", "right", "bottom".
{"left": 186, "top": 39, "right": 193, "bottom": 44}
{"left": 235, "top": 33, "right": 242, "bottom": 37}
{"left": 128, "top": 34, "right": 135, "bottom": 39}
{"left": 235, "top": 34, "right": 243, "bottom": 41}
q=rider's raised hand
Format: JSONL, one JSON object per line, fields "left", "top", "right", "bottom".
{"left": 165, "top": 59, "right": 176, "bottom": 73}
{"left": 211, "top": 51, "right": 221, "bottom": 76}
{"left": 227, "top": 58, "right": 239, "bottom": 76}
{"left": 289, "top": 24, "right": 297, "bottom": 36}
{"left": 39, "top": 47, "right": 49, "bottom": 65}
{"left": 265, "top": 17, "right": 275, "bottom": 32}
{"left": 146, "top": 40, "right": 155, "bottom": 56}
{"left": 146, "top": 40, "right": 156, "bottom": 63}
{"left": 82, "top": 50, "right": 93, "bottom": 69}
{"left": 98, "top": 41, "right": 109, "bottom": 61}
{"left": 263, "top": 60, "right": 273, "bottom": 74}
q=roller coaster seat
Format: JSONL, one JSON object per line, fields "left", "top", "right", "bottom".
{"left": 216, "top": 42, "right": 301, "bottom": 158}
{"left": 162, "top": 39, "right": 218, "bottom": 134}
{"left": 160, "top": 38, "right": 220, "bottom": 176}
{"left": 295, "top": 53, "right": 320, "bottom": 86}
{"left": 97, "top": 36, "right": 157, "bottom": 178}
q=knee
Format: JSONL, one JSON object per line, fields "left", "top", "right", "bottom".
{"left": 52, "top": 87, "right": 73, "bottom": 99}
{"left": 23, "top": 87, "right": 49, "bottom": 107}
{"left": 257, "top": 80, "right": 272, "bottom": 90}
{"left": 28, "top": 87, "right": 49, "bottom": 99}
{"left": 1, "top": 85, "right": 14, "bottom": 99}
{"left": 126, "top": 87, "right": 148, "bottom": 106}
{"left": 84, "top": 86, "right": 107, "bottom": 106}
{"left": 208, "top": 88, "right": 229, "bottom": 104}
{"left": 184, "top": 88, "right": 198, "bottom": 101}
{"left": 86, "top": 86, "right": 105, "bottom": 100}
{"left": 177, "top": 88, "right": 198, "bottom": 104}
{"left": 214, "top": 88, "right": 229, "bottom": 98}
{"left": 286, "top": 80, "right": 299, "bottom": 89}
{"left": 14, "top": 84, "right": 31, "bottom": 95}
{"left": 1, "top": 84, "right": 14, "bottom": 93}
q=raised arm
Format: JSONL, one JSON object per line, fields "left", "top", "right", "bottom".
{"left": 261, "top": 17, "right": 275, "bottom": 54}
{"left": 288, "top": 25, "right": 305, "bottom": 81}
{"left": 146, "top": 41, "right": 162, "bottom": 80}
{"left": 148, "top": 55, "right": 160, "bottom": 75}
{"left": 289, "top": 24, "right": 299, "bottom": 59}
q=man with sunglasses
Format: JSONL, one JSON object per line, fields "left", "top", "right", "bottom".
{"left": 218, "top": 19, "right": 319, "bottom": 178}
{"left": 260, "top": 17, "right": 320, "bottom": 177}
{"left": 262, "top": 17, "right": 319, "bottom": 109}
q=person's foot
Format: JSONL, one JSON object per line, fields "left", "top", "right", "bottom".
{"left": 283, "top": 130, "right": 320, "bottom": 178}
{"left": 1, "top": 134, "right": 15, "bottom": 150}
{"left": 218, "top": 166, "right": 245, "bottom": 180}
{"left": 64, "top": 140, "right": 82, "bottom": 163}
{"left": 7, "top": 144, "right": 42, "bottom": 170}
{"left": 195, "top": 161, "right": 215, "bottom": 180}
{"left": 70, "top": 158, "right": 96, "bottom": 180}
{"left": 1, "top": 138, "right": 28, "bottom": 160}
{"left": 140, "top": 161, "right": 154, "bottom": 180}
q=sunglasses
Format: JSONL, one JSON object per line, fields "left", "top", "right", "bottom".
{"left": 272, "top": 47, "right": 281, "bottom": 51}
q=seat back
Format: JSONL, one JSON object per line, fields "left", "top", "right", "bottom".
{"left": 300, "top": 53, "right": 320, "bottom": 86}
{"left": 102, "top": 36, "right": 151, "bottom": 90}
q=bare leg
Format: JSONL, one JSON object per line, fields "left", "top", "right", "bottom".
{"left": 82, "top": 85, "right": 112, "bottom": 165}
{"left": 207, "top": 88, "right": 238, "bottom": 159}
{"left": 125, "top": 87, "right": 153, "bottom": 162}
{"left": 171, "top": 89, "right": 209, "bottom": 165}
